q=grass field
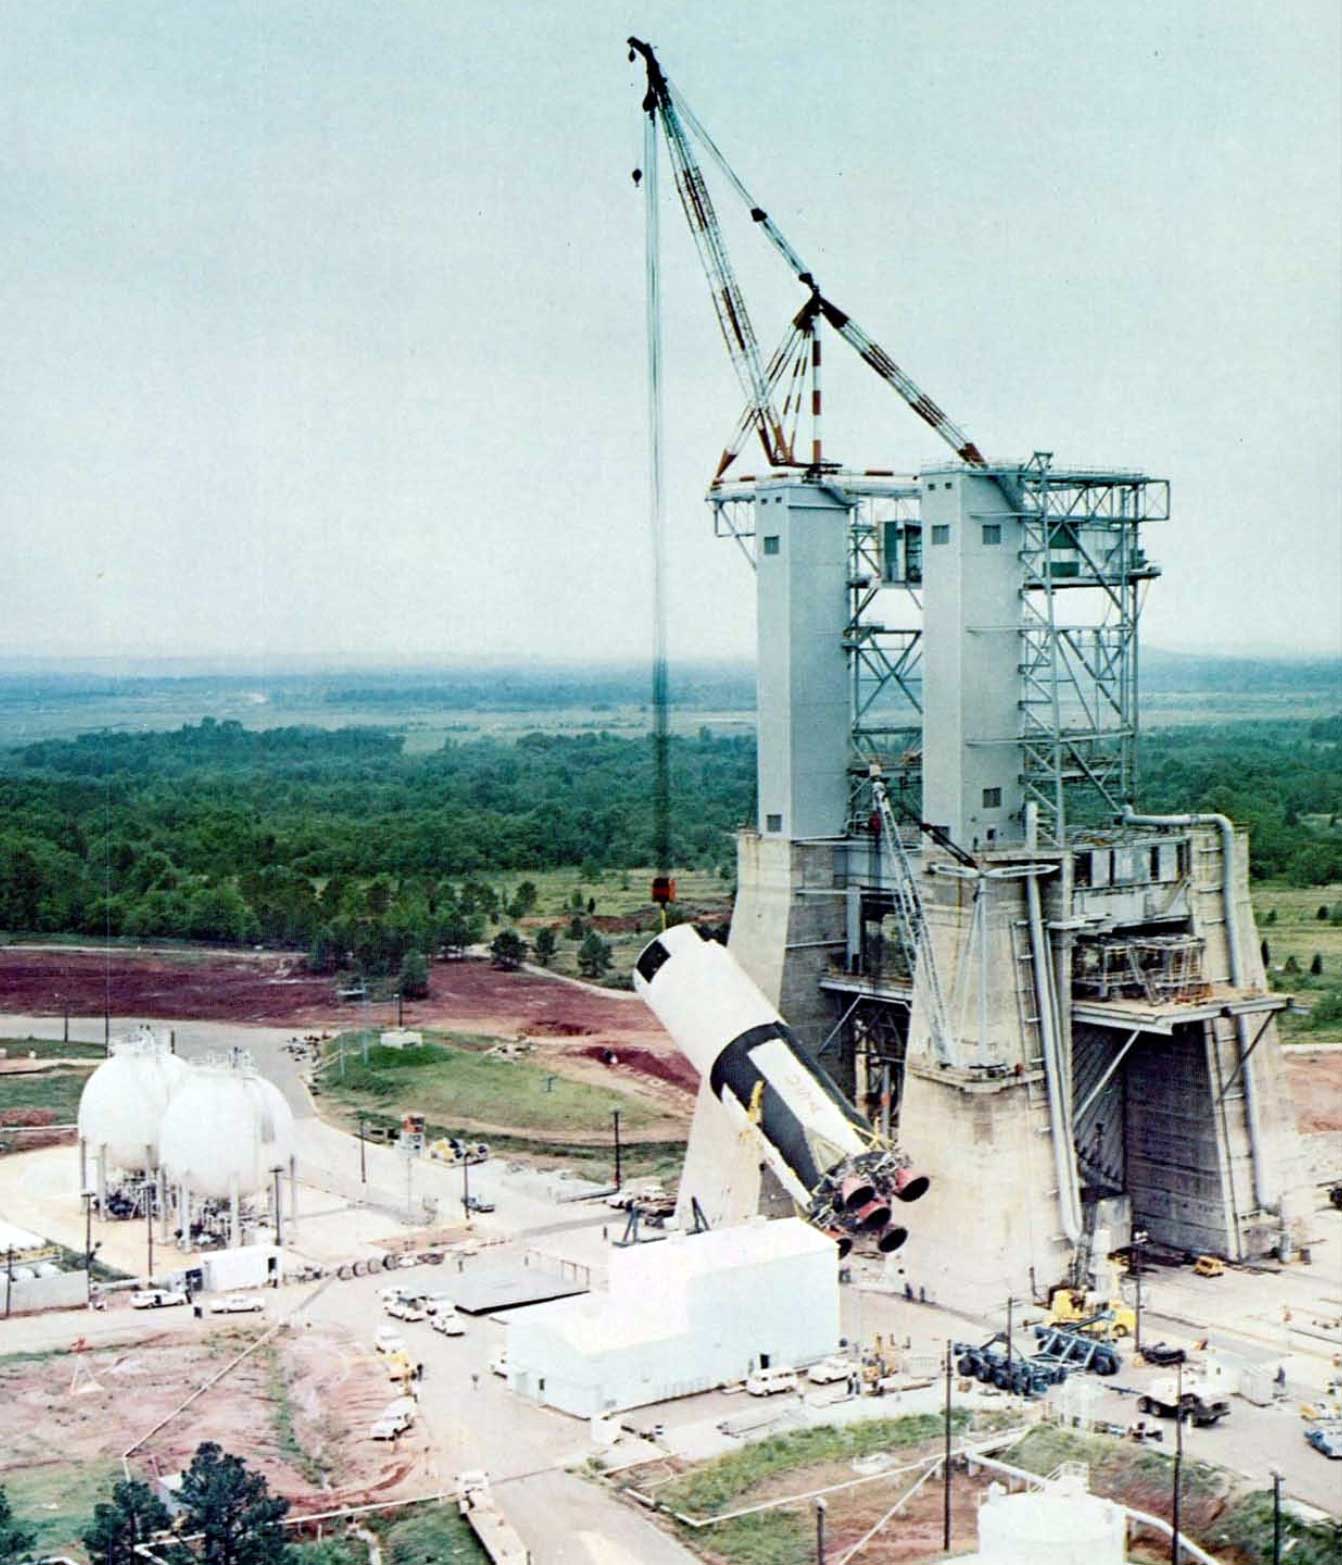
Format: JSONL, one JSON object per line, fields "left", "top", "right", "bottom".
{"left": 1, "top": 1460, "right": 119, "bottom": 1557}
{"left": 0, "top": 1057, "right": 94, "bottom": 1123}
{"left": 321, "top": 1031, "right": 659, "bottom": 1140}
{"left": 1252, "top": 881, "right": 1342, "bottom": 1044}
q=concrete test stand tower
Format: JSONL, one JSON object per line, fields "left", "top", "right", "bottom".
{"left": 716, "top": 458, "right": 1310, "bottom": 1304}
{"left": 627, "top": 37, "right": 1308, "bottom": 1305}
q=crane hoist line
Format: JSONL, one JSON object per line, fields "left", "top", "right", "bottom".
{"left": 627, "top": 36, "right": 988, "bottom": 478}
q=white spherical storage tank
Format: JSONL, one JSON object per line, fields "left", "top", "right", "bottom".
{"left": 159, "top": 1057, "right": 295, "bottom": 1199}
{"left": 77, "top": 1035, "right": 189, "bottom": 1170}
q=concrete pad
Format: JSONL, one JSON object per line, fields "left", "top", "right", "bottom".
{"left": 451, "top": 1264, "right": 588, "bottom": 1314}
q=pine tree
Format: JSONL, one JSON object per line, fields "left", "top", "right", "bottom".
{"left": 0, "top": 1485, "right": 37, "bottom": 1565}
{"left": 171, "top": 1443, "right": 289, "bottom": 1565}
{"left": 83, "top": 1481, "right": 172, "bottom": 1565}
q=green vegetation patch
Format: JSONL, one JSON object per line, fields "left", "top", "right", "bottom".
{"left": 374, "top": 1502, "right": 489, "bottom": 1565}
{"left": 2, "top": 1461, "right": 120, "bottom": 1555}
{"left": 0, "top": 1036, "right": 107, "bottom": 1060}
{"left": 0, "top": 1065, "right": 92, "bottom": 1122}
{"left": 324, "top": 1031, "right": 656, "bottom": 1136}
{"left": 659, "top": 1412, "right": 969, "bottom": 1519}
{"left": 1209, "top": 1487, "right": 1342, "bottom": 1564}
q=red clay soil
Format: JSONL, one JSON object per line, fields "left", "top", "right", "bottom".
{"left": 1285, "top": 1050, "right": 1342, "bottom": 1134}
{"left": 0, "top": 944, "right": 680, "bottom": 1067}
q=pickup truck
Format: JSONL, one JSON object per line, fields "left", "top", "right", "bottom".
{"left": 130, "top": 1289, "right": 188, "bottom": 1310}
{"left": 746, "top": 1366, "right": 799, "bottom": 1397}
{"left": 369, "top": 1398, "right": 417, "bottom": 1441}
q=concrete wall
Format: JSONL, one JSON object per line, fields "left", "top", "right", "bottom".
{"left": 753, "top": 481, "right": 852, "bottom": 841}
{"left": 5, "top": 1267, "right": 88, "bottom": 1313}
{"left": 920, "top": 471, "right": 1024, "bottom": 848}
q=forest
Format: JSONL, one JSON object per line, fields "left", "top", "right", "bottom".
{"left": 0, "top": 712, "right": 1337, "bottom": 976}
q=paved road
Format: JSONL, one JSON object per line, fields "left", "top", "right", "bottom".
{"left": 304, "top": 1264, "right": 696, "bottom": 1565}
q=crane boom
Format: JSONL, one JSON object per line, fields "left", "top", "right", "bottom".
{"left": 629, "top": 38, "right": 787, "bottom": 470}
{"left": 629, "top": 38, "right": 989, "bottom": 472}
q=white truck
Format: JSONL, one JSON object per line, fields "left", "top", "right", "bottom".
{"left": 369, "top": 1397, "right": 417, "bottom": 1441}
{"left": 1138, "top": 1375, "right": 1231, "bottom": 1427}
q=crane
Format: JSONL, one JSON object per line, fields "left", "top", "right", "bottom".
{"left": 628, "top": 37, "right": 988, "bottom": 480}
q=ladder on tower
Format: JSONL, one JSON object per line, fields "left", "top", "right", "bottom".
{"left": 870, "top": 773, "right": 954, "bottom": 1065}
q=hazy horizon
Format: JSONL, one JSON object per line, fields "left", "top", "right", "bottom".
{"left": 3, "top": 2, "right": 1339, "bottom": 665}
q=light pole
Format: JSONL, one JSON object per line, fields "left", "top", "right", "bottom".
{"left": 358, "top": 1112, "right": 368, "bottom": 1185}
{"left": 814, "top": 1497, "right": 827, "bottom": 1564}
{"left": 462, "top": 1149, "right": 472, "bottom": 1222}
{"left": 612, "top": 1109, "right": 623, "bottom": 1191}
{"left": 145, "top": 1182, "right": 154, "bottom": 1283}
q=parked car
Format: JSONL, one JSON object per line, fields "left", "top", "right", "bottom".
{"left": 1139, "top": 1342, "right": 1187, "bottom": 1367}
{"left": 464, "top": 1195, "right": 495, "bottom": 1215}
{"left": 375, "top": 1326, "right": 407, "bottom": 1355}
{"left": 130, "top": 1289, "right": 188, "bottom": 1310}
{"left": 208, "top": 1294, "right": 263, "bottom": 1315}
{"left": 489, "top": 1352, "right": 509, "bottom": 1378}
{"left": 746, "top": 1366, "right": 799, "bottom": 1397}
{"left": 807, "top": 1356, "right": 852, "bottom": 1385}
{"left": 384, "top": 1300, "right": 427, "bottom": 1323}
{"left": 431, "top": 1310, "right": 466, "bottom": 1337}
{"left": 1305, "top": 1424, "right": 1342, "bottom": 1459}
{"left": 417, "top": 1291, "right": 456, "bottom": 1316}
{"left": 369, "top": 1398, "right": 417, "bottom": 1441}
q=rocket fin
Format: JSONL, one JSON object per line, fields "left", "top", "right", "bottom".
{"left": 674, "top": 1077, "right": 763, "bottom": 1230}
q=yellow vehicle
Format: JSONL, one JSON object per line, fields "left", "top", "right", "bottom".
{"left": 384, "top": 1350, "right": 418, "bottom": 1386}
{"left": 1047, "top": 1271, "right": 1136, "bottom": 1341}
{"left": 1193, "top": 1255, "right": 1225, "bottom": 1279}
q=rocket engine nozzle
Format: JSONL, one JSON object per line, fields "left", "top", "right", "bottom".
{"left": 840, "top": 1174, "right": 876, "bottom": 1212}
{"left": 893, "top": 1169, "right": 930, "bottom": 1203}
{"left": 850, "top": 1198, "right": 894, "bottom": 1232}
{"left": 876, "top": 1224, "right": 908, "bottom": 1254}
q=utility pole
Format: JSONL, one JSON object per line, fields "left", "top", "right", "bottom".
{"left": 1171, "top": 1358, "right": 1183, "bottom": 1564}
{"left": 83, "top": 1188, "right": 95, "bottom": 1304}
{"left": 272, "top": 1167, "right": 283, "bottom": 1246}
{"left": 145, "top": 1184, "right": 154, "bottom": 1283}
{"left": 1006, "top": 1295, "right": 1014, "bottom": 1371}
{"left": 358, "top": 1112, "right": 368, "bottom": 1185}
{"left": 612, "top": 1109, "right": 623, "bottom": 1190}
{"left": 943, "top": 1337, "right": 953, "bottom": 1551}
{"left": 5, "top": 1246, "right": 14, "bottom": 1317}
{"left": 814, "top": 1496, "right": 827, "bottom": 1564}
{"left": 1271, "top": 1470, "right": 1283, "bottom": 1565}
{"left": 62, "top": 997, "right": 69, "bottom": 1044}
{"left": 462, "top": 1152, "right": 471, "bottom": 1222}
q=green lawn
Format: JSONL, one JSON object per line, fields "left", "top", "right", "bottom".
{"left": 1, "top": 1461, "right": 120, "bottom": 1556}
{"left": 0, "top": 1064, "right": 92, "bottom": 1123}
{"left": 323, "top": 1031, "right": 658, "bottom": 1139}
{"left": 1, "top": 1036, "right": 105, "bottom": 1060}
{"left": 1253, "top": 881, "right": 1342, "bottom": 1043}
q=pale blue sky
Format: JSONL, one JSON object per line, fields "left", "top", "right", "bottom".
{"left": 2, "top": 0, "right": 1338, "bottom": 665}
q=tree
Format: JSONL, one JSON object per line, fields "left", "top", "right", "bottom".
{"left": 533, "top": 927, "right": 557, "bottom": 967}
{"left": 0, "top": 1485, "right": 36, "bottom": 1565}
{"left": 398, "top": 949, "right": 429, "bottom": 999}
{"left": 1261, "top": 939, "right": 1271, "bottom": 967}
{"left": 1310, "top": 952, "right": 1324, "bottom": 976}
{"left": 1284, "top": 954, "right": 1301, "bottom": 975}
{"left": 171, "top": 1442, "right": 289, "bottom": 1565}
{"left": 490, "top": 930, "right": 527, "bottom": 971}
{"left": 1320, "top": 905, "right": 1332, "bottom": 921}
{"left": 512, "top": 880, "right": 538, "bottom": 916}
{"left": 83, "top": 1480, "right": 173, "bottom": 1565}
{"left": 577, "top": 930, "right": 612, "bottom": 979}
{"left": 1265, "top": 908, "right": 1278, "bottom": 924}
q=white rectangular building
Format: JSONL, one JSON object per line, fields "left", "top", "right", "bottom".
{"left": 505, "top": 1217, "right": 839, "bottom": 1417}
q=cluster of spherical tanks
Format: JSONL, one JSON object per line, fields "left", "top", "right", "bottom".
{"left": 76, "top": 1029, "right": 296, "bottom": 1250}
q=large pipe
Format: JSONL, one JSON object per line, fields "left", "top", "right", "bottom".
{"left": 1121, "top": 806, "right": 1271, "bottom": 1215}
{"left": 634, "top": 924, "right": 925, "bottom": 1249}
{"left": 1026, "top": 868, "right": 1082, "bottom": 1244}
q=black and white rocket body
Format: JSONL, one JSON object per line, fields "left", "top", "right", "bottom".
{"left": 635, "top": 924, "right": 927, "bottom": 1254}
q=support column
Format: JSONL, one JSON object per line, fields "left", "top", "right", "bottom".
{"left": 229, "top": 1175, "right": 240, "bottom": 1248}
{"left": 288, "top": 1155, "right": 298, "bottom": 1240}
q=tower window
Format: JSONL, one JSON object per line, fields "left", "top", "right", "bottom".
{"left": 982, "top": 523, "right": 1002, "bottom": 545}
{"left": 766, "top": 813, "right": 783, "bottom": 833}
{"left": 931, "top": 525, "right": 950, "bottom": 545}
{"left": 762, "top": 535, "right": 780, "bottom": 556}
{"left": 982, "top": 787, "right": 1002, "bottom": 808}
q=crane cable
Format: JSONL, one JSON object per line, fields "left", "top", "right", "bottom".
{"left": 640, "top": 93, "right": 673, "bottom": 917}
